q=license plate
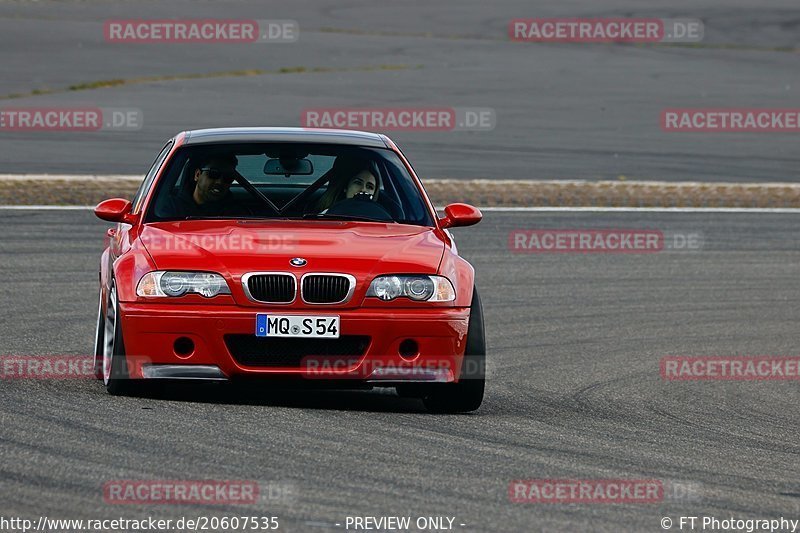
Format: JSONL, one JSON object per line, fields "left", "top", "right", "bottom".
{"left": 255, "top": 314, "right": 340, "bottom": 338}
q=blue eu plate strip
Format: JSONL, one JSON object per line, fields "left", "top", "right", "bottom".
{"left": 256, "top": 314, "right": 268, "bottom": 337}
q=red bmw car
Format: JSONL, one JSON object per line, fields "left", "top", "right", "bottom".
{"left": 93, "top": 128, "right": 485, "bottom": 412}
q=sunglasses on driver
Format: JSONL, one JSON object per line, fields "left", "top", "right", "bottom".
{"left": 200, "top": 167, "right": 236, "bottom": 184}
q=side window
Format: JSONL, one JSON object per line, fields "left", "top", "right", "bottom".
{"left": 132, "top": 141, "right": 173, "bottom": 213}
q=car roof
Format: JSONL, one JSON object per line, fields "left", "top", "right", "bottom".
{"left": 181, "top": 127, "right": 389, "bottom": 148}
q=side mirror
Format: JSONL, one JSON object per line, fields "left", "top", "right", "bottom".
{"left": 439, "top": 203, "right": 482, "bottom": 229}
{"left": 94, "top": 198, "right": 136, "bottom": 224}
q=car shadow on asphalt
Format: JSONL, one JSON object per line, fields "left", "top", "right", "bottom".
{"left": 128, "top": 381, "right": 432, "bottom": 414}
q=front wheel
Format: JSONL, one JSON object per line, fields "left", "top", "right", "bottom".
{"left": 92, "top": 288, "right": 105, "bottom": 380}
{"left": 422, "top": 286, "right": 486, "bottom": 413}
{"left": 102, "top": 282, "right": 133, "bottom": 395}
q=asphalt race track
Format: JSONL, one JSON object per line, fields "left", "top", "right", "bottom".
{"left": 2, "top": 0, "right": 800, "bottom": 531}
{"left": 1, "top": 209, "right": 799, "bottom": 532}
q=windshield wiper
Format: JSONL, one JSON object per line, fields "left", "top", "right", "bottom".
{"left": 302, "top": 213, "right": 387, "bottom": 223}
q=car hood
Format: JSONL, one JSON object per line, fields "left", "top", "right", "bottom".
{"left": 140, "top": 220, "right": 445, "bottom": 279}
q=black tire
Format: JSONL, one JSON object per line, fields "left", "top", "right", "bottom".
{"left": 422, "top": 286, "right": 486, "bottom": 413}
{"left": 92, "top": 289, "right": 105, "bottom": 380}
{"left": 103, "top": 282, "right": 133, "bottom": 396}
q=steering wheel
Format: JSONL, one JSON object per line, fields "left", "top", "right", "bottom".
{"left": 325, "top": 194, "right": 394, "bottom": 221}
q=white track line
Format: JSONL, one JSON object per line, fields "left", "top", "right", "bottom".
{"left": 2, "top": 174, "right": 800, "bottom": 189}
{"left": 479, "top": 207, "right": 800, "bottom": 213}
{"left": 0, "top": 205, "right": 95, "bottom": 210}
{"left": 0, "top": 174, "right": 141, "bottom": 182}
{"left": 2, "top": 205, "right": 800, "bottom": 214}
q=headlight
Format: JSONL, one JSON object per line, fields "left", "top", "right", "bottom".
{"left": 136, "top": 271, "right": 231, "bottom": 298}
{"left": 366, "top": 275, "right": 455, "bottom": 302}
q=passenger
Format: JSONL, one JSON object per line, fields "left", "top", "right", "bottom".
{"left": 314, "top": 158, "right": 379, "bottom": 213}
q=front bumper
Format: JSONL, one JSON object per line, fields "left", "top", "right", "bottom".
{"left": 118, "top": 303, "right": 470, "bottom": 384}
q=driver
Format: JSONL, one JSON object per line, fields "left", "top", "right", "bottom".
{"left": 165, "top": 154, "right": 241, "bottom": 218}
{"left": 314, "top": 158, "right": 380, "bottom": 213}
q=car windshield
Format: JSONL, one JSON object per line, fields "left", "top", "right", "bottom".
{"left": 144, "top": 143, "right": 434, "bottom": 226}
